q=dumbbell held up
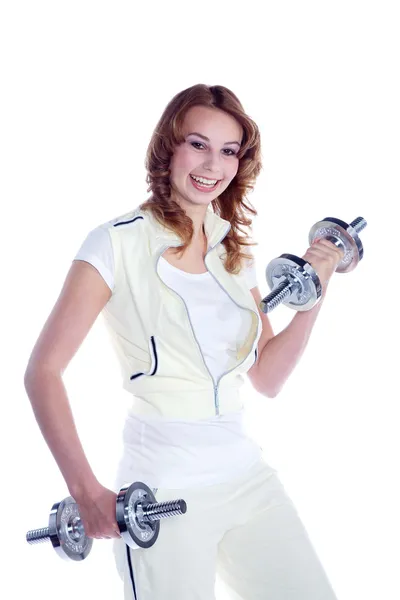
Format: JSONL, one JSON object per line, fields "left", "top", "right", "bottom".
{"left": 260, "top": 216, "right": 367, "bottom": 314}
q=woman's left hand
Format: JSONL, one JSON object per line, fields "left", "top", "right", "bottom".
{"left": 301, "top": 238, "right": 345, "bottom": 295}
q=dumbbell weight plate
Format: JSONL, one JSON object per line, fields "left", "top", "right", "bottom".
{"left": 265, "top": 254, "right": 322, "bottom": 311}
{"left": 116, "top": 482, "right": 160, "bottom": 550}
{"left": 309, "top": 217, "right": 364, "bottom": 273}
{"left": 49, "top": 497, "right": 93, "bottom": 561}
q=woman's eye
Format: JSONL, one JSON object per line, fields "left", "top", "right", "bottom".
{"left": 191, "top": 142, "right": 236, "bottom": 156}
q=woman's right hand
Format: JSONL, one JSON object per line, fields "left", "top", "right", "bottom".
{"left": 72, "top": 482, "right": 122, "bottom": 540}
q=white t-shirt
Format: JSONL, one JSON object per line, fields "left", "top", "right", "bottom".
{"left": 74, "top": 224, "right": 264, "bottom": 489}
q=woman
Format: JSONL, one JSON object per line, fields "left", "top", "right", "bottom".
{"left": 24, "top": 84, "right": 343, "bottom": 599}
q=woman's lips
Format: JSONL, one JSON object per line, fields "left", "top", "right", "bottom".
{"left": 189, "top": 175, "right": 220, "bottom": 192}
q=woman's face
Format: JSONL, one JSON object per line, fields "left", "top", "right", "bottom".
{"left": 169, "top": 105, "right": 243, "bottom": 210}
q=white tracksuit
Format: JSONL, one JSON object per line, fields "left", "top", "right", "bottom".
{"left": 97, "top": 205, "right": 338, "bottom": 599}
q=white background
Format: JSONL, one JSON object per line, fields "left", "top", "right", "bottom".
{"left": 1, "top": 1, "right": 398, "bottom": 598}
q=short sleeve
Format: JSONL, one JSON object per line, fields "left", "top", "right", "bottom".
{"left": 242, "top": 254, "right": 258, "bottom": 290}
{"left": 73, "top": 225, "right": 115, "bottom": 292}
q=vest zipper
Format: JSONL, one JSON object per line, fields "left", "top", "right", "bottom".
{"left": 155, "top": 247, "right": 220, "bottom": 413}
{"left": 204, "top": 254, "right": 260, "bottom": 415}
{"left": 156, "top": 240, "right": 259, "bottom": 416}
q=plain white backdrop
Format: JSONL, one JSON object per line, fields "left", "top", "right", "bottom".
{"left": 1, "top": 1, "right": 398, "bottom": 598}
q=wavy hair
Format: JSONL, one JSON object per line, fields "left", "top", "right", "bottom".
{"left": 139, "top": 84, "right": 262, "bottom": 275}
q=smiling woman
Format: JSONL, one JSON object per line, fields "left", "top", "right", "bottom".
{"left": 24, "top": 83, "right": 339, "bottom": 600}
{"left": 141, "top": 84, "right": 262, "bottom": 275}
{"left": 187, "top": 132, "right": 240, "bottom": 191}
{"left": 167, "top": 105, "right": 244, "bottom": 231}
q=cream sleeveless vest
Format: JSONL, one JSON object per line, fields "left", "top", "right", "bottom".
{"left": 101, "top": 204, "right": 262, "bottom": 419}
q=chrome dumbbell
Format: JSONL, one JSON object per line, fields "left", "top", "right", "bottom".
{"left": 260, "top": 217, "right": 367, "bottom": 313}
{"left": 26, "top": 481, "right": 187, "bottom": 561}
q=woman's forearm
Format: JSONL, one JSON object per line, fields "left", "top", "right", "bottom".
{"left": 24, "top": 368, "right": 100, "bottom": 499}
{"left": 256, "top": 292, "right": 327, "bottom": 397}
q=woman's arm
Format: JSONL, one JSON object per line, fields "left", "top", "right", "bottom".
{"left": 248, "top": 288, "right": 326, "bottom": 397}
{"left": 24, "top": 259, "right": 112, "bottom": 499}
{"left": 247, "top": 237, "right": 344, "bottom": 397}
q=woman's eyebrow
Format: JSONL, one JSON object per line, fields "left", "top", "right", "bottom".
{"left": 187, "top": 132, "right": 241, "bottom": 147}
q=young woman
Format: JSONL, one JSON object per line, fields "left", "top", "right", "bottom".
{"left": 24, "top": 84, "right": 343, "bottom": 599}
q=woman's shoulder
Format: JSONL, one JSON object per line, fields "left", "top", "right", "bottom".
{"left": 104, "top": 206, "right": 146, "bottom": 230}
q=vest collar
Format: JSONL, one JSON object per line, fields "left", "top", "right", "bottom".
{"left": 143, "top": 205, "right": 232, "bottom": 256}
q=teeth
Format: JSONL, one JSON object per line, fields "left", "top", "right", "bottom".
{"left": 190, "top": 174, "right": 218, "bottom": 185}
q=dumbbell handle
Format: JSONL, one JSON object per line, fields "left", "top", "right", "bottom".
{"left": 261, "top": 217, "right": 367, "bottom": 314}
{"left": 26, "top": 498, "right": 186, "bottom": 545}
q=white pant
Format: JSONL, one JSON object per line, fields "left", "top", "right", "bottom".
{"left": 112, "top": 457, "right": 338, "bottom": 599}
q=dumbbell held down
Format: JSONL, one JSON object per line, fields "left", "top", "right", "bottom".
{"left": 260, "top": 216, "right": 367, "bottom": 313}
{"left": 26, "top": 481, "right": 187, "bottom": 562}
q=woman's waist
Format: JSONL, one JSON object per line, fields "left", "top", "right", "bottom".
{"left": 114, "top": 435, "right": 263, "bottom": 490}
{"left": 124, "top": 384, "right": 245, "bottom": 420}
{"left": 123, "top": 407, "right": 254, "bottom": 447}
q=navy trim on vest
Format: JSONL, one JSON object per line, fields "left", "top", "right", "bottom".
{"left": 113, "top": 216, "right": 144, "bottom": 227}
{"left": 130, "top": 336, "right": 158, "bottom": 380}
{"left": 130, "top": 372, "right": 145, "bottom": 380}
{"left": 126, "top": 544, "right": 138, "bottom": 599}
{"left": 149, "top": 336, "right": 158, "bottom": 375}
